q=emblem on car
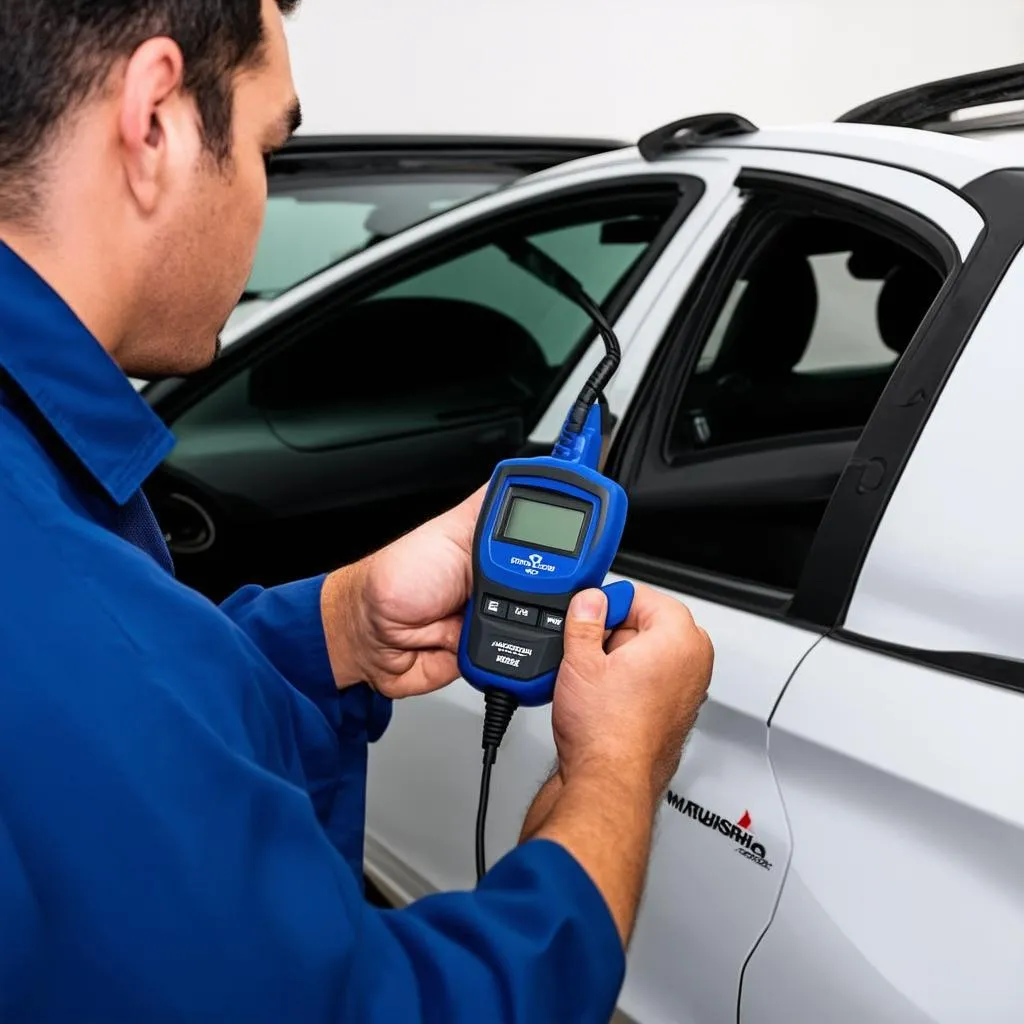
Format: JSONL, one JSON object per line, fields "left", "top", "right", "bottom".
{"left": 666, "top": 792, "right": 773, "bottom": 871}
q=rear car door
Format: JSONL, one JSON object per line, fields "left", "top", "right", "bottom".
{"left": 364, "top": 149, "right": 984, "bottom": 1024}
{"left": 145, "top": 165, "right": 725, "bottom": 603}
{"left": 607, "top": 154, "right": 978, "bottom": 1024}
{"left": 741, "top": 171, "right": 1024, "bottom": 1023}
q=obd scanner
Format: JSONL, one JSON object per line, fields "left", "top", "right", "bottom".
{"left": 459, "top": 239, "right": 634, "bottom": 880}
{"left": 459, "top": 405, "right": 633, "bottom": 706}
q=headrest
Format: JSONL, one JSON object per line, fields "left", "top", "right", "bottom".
{"left": 876, "top": 263, "right": 943, "bottom": 356}
{"left": 713, "top": 251, "right": 819, "bottom": 377}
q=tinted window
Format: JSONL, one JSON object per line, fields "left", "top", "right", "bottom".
{"left": 374, "top": 219, "right": 656, "bottom": 366}
{"left": 671, "top": 216, "right": 943, "bottom": 454}
{"left": 623, "top": 207, "right": 945, "bottom": 592}
{"left": 245, "top": 174, "right": 509, "bottom": 301}
{"left": 174, "top": 188, "right": 683, "bottom": 454}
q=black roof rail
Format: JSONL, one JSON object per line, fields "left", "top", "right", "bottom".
{"left": 638, "top": 113, "right": 758, "bottom": 161}
{"left": 915, "top": 110, "right": 1024, "bottom": 136}
{"left": 837, "top": 62, "right": 1024, "bottom": 129}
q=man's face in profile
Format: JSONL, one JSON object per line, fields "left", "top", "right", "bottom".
{"left": 127, "top": 0, "right": 301, "bottom": 379}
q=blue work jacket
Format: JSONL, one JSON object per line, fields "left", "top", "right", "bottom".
{"left": 0, "top": 241, "right": 624, "bottom": 1022}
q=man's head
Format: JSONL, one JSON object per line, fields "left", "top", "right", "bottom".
{"left": 0, "top": 0, "right": 301, "bottom": 377}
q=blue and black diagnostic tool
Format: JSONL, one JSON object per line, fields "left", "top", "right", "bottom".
{"left": 460, "top": 239, "right": 634, "bottom": 880}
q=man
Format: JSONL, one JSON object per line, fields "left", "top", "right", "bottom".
{"left": 0, "top": 1, "right": 713, "bottom": 1021}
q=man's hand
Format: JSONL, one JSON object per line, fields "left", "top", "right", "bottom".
{"left": 526, "top": 584, "right": 713, "bottom": 946}
{"left": 320, "top": 486, "right": 485, "bottom": 699}
{"left": 552, "top": 584, "right": 713, "bottom": 805}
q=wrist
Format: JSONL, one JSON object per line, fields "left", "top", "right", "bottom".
{"left": 520, "top": 768, "right": 564, "bottom": 842}
{"left": 321, "top": 560, "right": 374, "bottom": 691}
{"left": 559, "top": 752, "right": 662, "bottom": 816}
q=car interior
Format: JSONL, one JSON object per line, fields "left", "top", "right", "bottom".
{"left": 671, "top": 218, "right": 944, "bottom": 452}
{"left": 621, "top": 212, "right": 946, "bottom": 594}
{"left": 248, "top": 296, "right": 552, "bottom": 451}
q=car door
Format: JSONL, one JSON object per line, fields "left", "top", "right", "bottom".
{"left": 145, "top": 168, "right": 718, "bottom": 603}
{"left": 740, "top": 171, "right": 1024, "bottom": 1023}
{"left": 364, "top": 151, "right": 984, "bottom": 1024}
{"left": 609, "top": 157, "right": 982, "bottom": 1024}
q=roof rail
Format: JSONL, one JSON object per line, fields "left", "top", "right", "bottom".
{"left": 916, "top": 110, "right": 1024, "bottom": 137}
{"left": 838, "top": 62, "right": 1024, "bottom": 129}
{"left": 638, "top": 113, "right": 758, "bottom": 161}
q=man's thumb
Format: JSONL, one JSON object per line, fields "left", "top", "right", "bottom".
{"left": 562, "top": 589, "right": 608, "bottom": 669}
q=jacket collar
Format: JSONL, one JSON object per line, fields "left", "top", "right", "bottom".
{"left": 0, "top": 241, "right": 174, "bottom": 506}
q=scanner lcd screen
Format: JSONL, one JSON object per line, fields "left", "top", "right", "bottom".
{"left": 500, "top": 496, "right": 586, "bottom": 554}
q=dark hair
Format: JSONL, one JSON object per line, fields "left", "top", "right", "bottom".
{"left": 0, "top": 0, "right": 299, "bottom": 218}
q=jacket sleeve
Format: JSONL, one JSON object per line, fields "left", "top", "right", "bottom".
{"left": 356, "top": 840, "right": 626, "bottom": 1022}
{"left": 2, "top": 633, "right": 626, "bottom": 1022}
{"left": 220, "top": 573, "right": 392, "bottom": 742}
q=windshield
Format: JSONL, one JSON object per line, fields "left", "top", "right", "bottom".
{"left": 243, "top": 173, "right": 511, "bottom": 301}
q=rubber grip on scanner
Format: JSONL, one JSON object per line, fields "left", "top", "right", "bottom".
{"left": 600, "top": 580, "right": 634, "bottom": 630}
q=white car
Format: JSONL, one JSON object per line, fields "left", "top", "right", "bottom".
{"left": 145, "top": 65, "right": 1024, "bottom": 1023}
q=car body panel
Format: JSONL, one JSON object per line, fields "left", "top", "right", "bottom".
{"left": 367, "top": 575, "right": 820, "bottom": 1024}
{"left": 845, "top": 246, "right": 1024, "bottom": 660}
{"left": 744, "top": 639, "right": 1024, "bottom": 1023}
{"left": 704, "top": 122, "right": 1011, "bottom": 187}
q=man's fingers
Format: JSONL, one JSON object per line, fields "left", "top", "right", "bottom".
{"left": 383, "top": 650, "right": 461, "bottom": 699}
{"left": 399, "top": 613, "right": 465, "bottom": 655}
{"left": 604, "top": 625, "right": 638, "bottom": 654}
{"left": 561, "top": 589, "right": 609, "bottom": 675}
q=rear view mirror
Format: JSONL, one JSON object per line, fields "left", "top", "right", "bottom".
{"left": 600, "top": 217, "right": 663, "bottom": 245}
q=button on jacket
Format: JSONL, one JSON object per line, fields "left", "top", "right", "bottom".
{"left": 0, "top": 242, "right": 624, "bottom": 1023}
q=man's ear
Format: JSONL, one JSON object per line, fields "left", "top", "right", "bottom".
{"left": 119, "top": 37, "right": 190, "bottom": 215}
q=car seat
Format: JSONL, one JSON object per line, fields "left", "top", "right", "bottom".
{"left": 251, "top": 296, "right": 551, "bottom": 416}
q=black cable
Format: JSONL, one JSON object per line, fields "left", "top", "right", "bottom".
{"left": 562, "top": 290, "right": 620, "bottom": 436}
{"left": 496, "top": 238, "right": 621, "bottom": 438}
{"left": 475, "top": 689, "right": 519, "bottom": 883}
{"left": 475, "top": 746, "right": 497, "bottom": 883}
{"left": 474, "top": 239, "right": 620, "bottom": 881}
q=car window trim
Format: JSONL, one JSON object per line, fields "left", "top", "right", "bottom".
{"left": 833, "top": 628, "right": 1024, "bottom": 698}
{"left": 609, "top": 167, "right": 963, "bottom": 622}
{"left": 612, "top": 549, "right": 823, "bottom": 625}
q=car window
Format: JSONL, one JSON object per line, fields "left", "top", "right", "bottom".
{"left": 623, "top": 205, "right": 946, "bottom": 593}
{"left": 670, "top": 215, "right": 943, "bottom": 454}
{"left": 173, "top": 186, "right": 686, "bottom": 454}
{"left": 374, "top": 220, "right": 654, "bottom": 367}
{"left": 244, "top": 174, "right": 511, "bottom": 300}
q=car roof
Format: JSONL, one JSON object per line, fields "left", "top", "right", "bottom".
{"left": 526, "top": 66, "right": 1024, "bottom": 191}
{"left": 270, "top": 133, "right": 631, "bottom": 178}
{"left": 519, "top": 120, "right": 1009, "bottom": 190}
{"left": 279, "top": 133, "right": 631, "bottom": 155}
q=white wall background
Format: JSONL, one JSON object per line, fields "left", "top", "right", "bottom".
{"left": 284, "top": 0, "right": 1024, "bottom": 140}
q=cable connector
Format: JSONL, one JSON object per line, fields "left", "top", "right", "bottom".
{"left": 482, "top": 689, "right": 518, "bottom": 755}
{"left": 476, "top": 689, "right": 519, "bottom": 882}
{"left": 552, "top": 399, "right": 605, "bottom": 469}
